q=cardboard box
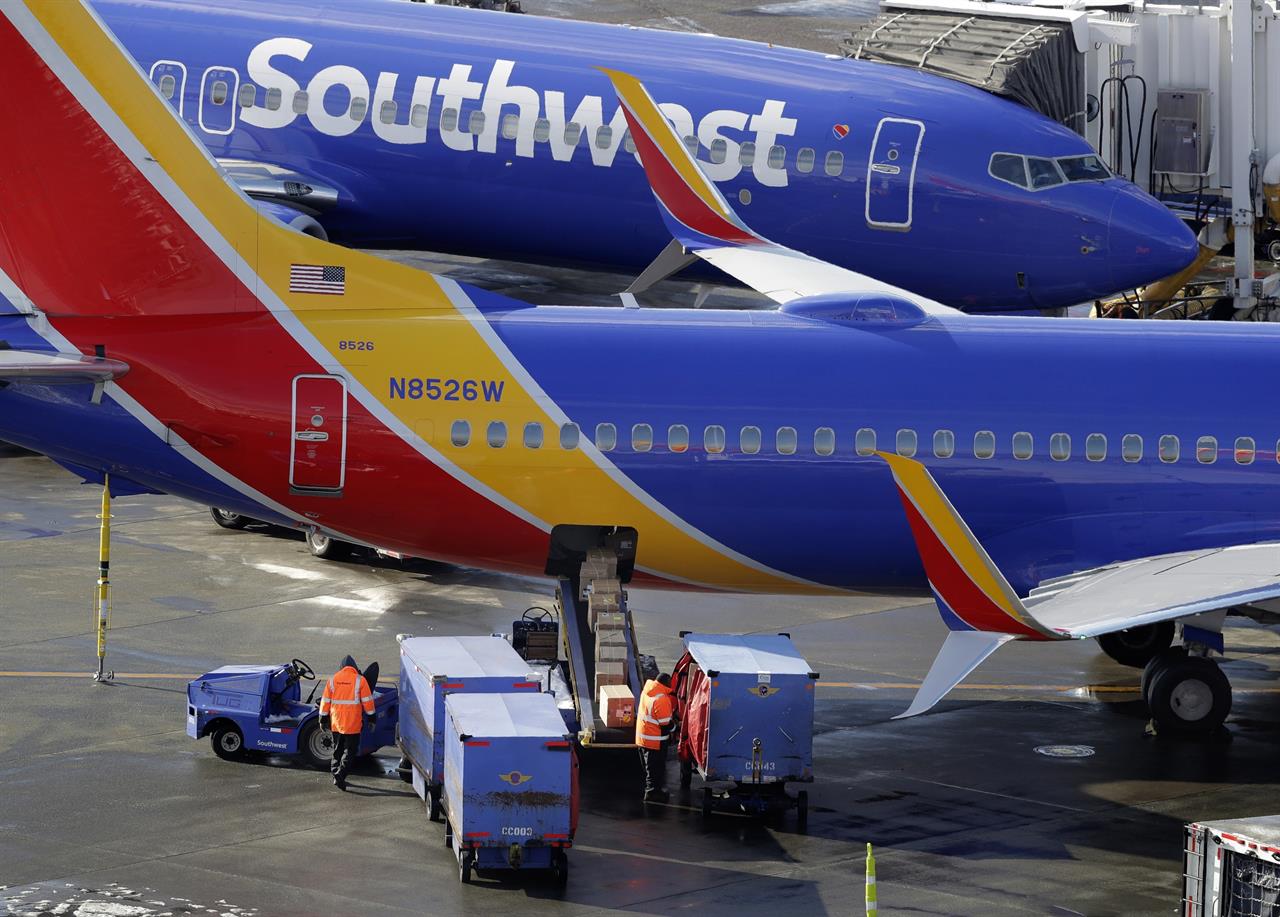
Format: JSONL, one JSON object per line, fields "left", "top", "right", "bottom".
{"left": 595, "top": 640, "right": 627, "bottom": 663}
{"left": 594, "top": 659, "right": 627, "bottom": 691}
{"left": 588, "top": 593, "right": 620, "bottom": 630}
{"left": 589, "top": 577, "right": 622, "bottom": 596}
{"left": 595, "top": 611, "right": 625, "bottom": 631}
{"left": 598, "top": 685, "right": 635, "bottom": 728}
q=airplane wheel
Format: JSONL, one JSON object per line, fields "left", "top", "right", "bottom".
{"left": 1141, "top": 645, "right": 1187, "bottom": 704}
{"left": 1097, "top": 622, "right": 1175, "bottom": 668}
{"left": 306, "top": 530, "right": 352, "bottom": 560}
{"left": 1147, "top": 655, "right": 1232, "bottom": 735}
{"left": 210, "top": 507, "right": 251, "bottom": 530}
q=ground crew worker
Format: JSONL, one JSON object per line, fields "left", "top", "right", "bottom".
{"left": 319, "top": 654, "right": 375, "bottom": 791}
{"left": 636, "top": 673, "right": 675, "bottom": 802}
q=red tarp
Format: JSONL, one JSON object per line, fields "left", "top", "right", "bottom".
{"left": 672, "top": 652, "right": 711, "bottom": 772}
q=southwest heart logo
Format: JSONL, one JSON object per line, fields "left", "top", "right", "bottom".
{"left": 832, "top": 123, "right": 850, "bottom": 140}
{"left": 499, "top": 770, "right": 534, "bottom": 785}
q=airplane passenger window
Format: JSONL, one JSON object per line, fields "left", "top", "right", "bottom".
{"left": 1027, "top": 157, "right": 1064, "bottom": 189}
{"left": 535, "top": 118, "right": 551, "bottom": 143}
{"left": 292, "top": 91, "right": 309, "bottom": 114}
{"left": 814, "top": 427, "right": 835, "bottom": 457}
{"left": 682, "top": 135, "right": 699, "bottom": 157}
{"left": 350, "top": 97, "right": 368, "bottom": 121}
{"left": 739, "top": 141, "right": 756, "bottom": 167}
{"left": 1085, "top": 433, "right": 1107, "bottom": 461}
{"left": 824, "top": 151, "right": 844, "bottom": 177}
{"left": 595, "top": 125, "right": 613, "bottom": 149}
{"left": 210, "top": 81, "right": 228, "bottom": 106}
{"left": 595, "top": 423, "right": 616, "bottom": 452}
{"left": 973, "top": 430, "right": 995, "bottom": 460}
{"left": 411, "top": 104, "right": 429, "bottom": 129}
{"left": 1050, "top": 432, "right": 1071, "bottom": 461}
{"left": 1057, "top": 155, "right": 1110, "bottom": 182}
{"left": 632, "top": 423, "right": 653, "bottom": 453}
{"left": 501, "top": 113, "right": 520, "bottom": 140}
{"left": 1122, "top": 434, "right": 1142, "bottom": 463}
{"left": 896, "top": 429, "right": 917, "bottom": 458}
{"left": 560, "top": 423, "right": 580, "bottom": 450}
{"left": 524, "top": 422, "right": 543, "bottom": 449}
{"left": 487, "top": 421, "right": 507, "bottom": 448}
{"left": 450, "top": 420, "right": 470, "bottom": 447}
{"left": 1159, "top": 435, "right": 1179, "bottom": 463}
{"left": 468, "top": 111, "right": 485, "bottom": 135}
{"left": 1012, "top": 431, "right": 1033, "bottom": 460}
{"left": 441, "top": 108, "right": 459, "bottom": 133}
{"left": 796, "top": 148, "right": 815, "bottom": 174}
{"left": 768, "top": 145, "right": 786, "bottom": 169}
{"left": 988, "top": 153, "right": 1028, "bottom": 189}
{"left": 704, "top": 425, "right": 726, "bottom": 454}
{"left": 1235, "top": 436, "right": 1256, "bottom": 465}
{"left": 158, "top": 74, "right": 176, "bottom": 100}
{"left": 623, "top": 131, "right": 636, "bottom": 154}
{"left": 266, "top": 88, "right": 282, "bottom": 111}
{"left": 709, "top": 139, "right": 728, "bottom": 165}
{"left": 668, "top": 424, "right": 689, "bottom": 454}
{"left": 380, "top": 100, "right": 398, "bottom": 125}
{"left": 564, "top": 122, "right": 582, "bottom": 146}
{"left": 933, "top": 429, "right": 955, "bottom": 458}
{"left": 1197, "top": 436, "right": 1218, "bottom": 464}
{"left": 776, "top": 427, "right": 798, "bottom": 456}
{"left": 237, "top": 83, "right": 256, "bottom": 108}
{"left": 855, "top": 427, "right": 876, "bottom": 457}
{"left": 739, "top": 426, "right": 762, "bottom": 455}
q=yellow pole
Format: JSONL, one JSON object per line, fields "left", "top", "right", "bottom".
{"left": 866, "top": 842, "right": 877, "bottom": 917}
{"left": 93, "top": 475, "right": 113, "bottom": 682}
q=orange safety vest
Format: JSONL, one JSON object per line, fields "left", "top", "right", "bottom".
{"left": 319, "top": 665, "right": 375, "bottom": 735}
{"left": 635, "top": 679, "right": 674, "bottom": 751}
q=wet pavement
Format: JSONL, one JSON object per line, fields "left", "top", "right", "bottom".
{"left": 5, "top": 446, "right": 1280, "bottom": 916}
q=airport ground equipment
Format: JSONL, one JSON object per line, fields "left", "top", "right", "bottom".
{"left": 672, "top": 633, "right": 817, "bottom": 829}
{"left": 1182, "top": 816, "right": 1280, "bottom": 915}
{"left": 397, "top": 635, "right": 542, "bottom": 819}
{"left": 442, "top": 693, "right": 576, "bottom": 885}
{"left": 92, "top": 476, "right": 113, "bottom": 683}
{"left": 186, "top": 660, "right": 397, "bottom": 766}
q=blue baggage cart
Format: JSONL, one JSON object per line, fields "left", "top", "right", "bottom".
{"left": 397, "top": 636, "right": 541, "bottom": 819}
{"left": 672, "top": 633, "right": 818, "bottom": 828}
{"left": 442, "top": 692, "right": 576, "bottom": 885}
{"left": 186, "top": 659, "right": 398, "bottom": 767}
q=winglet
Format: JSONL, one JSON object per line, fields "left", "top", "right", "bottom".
{"left": 893, "top": 631, "right": 1015, "bottom": 719}
{"left": 600, "top": 67, "right": 761, "bottom": 250}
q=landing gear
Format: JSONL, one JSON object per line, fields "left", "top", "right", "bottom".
{"left": 210, "top": 507, "right": 251, "bottom": 530}
{"left": 1097, "top": 621, "right": 1174, "bottom": 668}
{"left": 1142, "top": 648, "right": 1232, "bottom": 735}
{"left": 306, "top": 530, "right": 352, "bottom": 561}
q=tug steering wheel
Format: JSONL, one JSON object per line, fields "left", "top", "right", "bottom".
{"left": 290, "top": 658, "right": 315, "bottom": 682}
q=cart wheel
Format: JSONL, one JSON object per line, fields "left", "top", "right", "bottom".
{"left": 680, "top": 759, "right": 693, "bottom": 789}
{"left": 297, "top": 722, "right": 333, "bottom": 770}
{"left": 210, "top": 723, "right": 246, "bottom": 761}
{"left": 459, "top": 850, "right": 474, "bottom": 884}
{"left": 551, "top": 849, "right": 569, "bottom": 887}
{"left": 428, "top": 787, "right": 442, "bottom": 821}
{"left": 701, "top": 786, "right": 713, "bottom": 819}
{"left": 796, "top": 790, "right": 809, "bottom": 833}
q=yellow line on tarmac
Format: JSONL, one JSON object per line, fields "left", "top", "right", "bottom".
{"left": 0, "top": 671, "right": 198, "bottom": 679}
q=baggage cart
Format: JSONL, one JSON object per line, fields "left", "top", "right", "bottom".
{"left": 442, "top": 693, "right": 577, "bottom": 885}
{"left": 397, "top": 635, "right": 541, "bottom": 819}
{"left": 672, "top": 633, "right": 817, "bottom": 829}
{"left": 1183, "top": 815, "right": 1280, "bottom": 916}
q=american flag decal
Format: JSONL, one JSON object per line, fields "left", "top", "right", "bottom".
{"left": 289, "top": 264, "right": 346, "bottom": 295}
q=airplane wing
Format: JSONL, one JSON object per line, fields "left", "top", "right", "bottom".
{"left": 876, "top": 451, "right": 1280, "bottom": 717}
{"left": 601, "top": 68, "right": 955, "bottom": 315}
{"left": 0, "top": 349, "right": 129, "bottom": 384}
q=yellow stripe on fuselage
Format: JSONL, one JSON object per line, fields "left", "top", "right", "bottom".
{"left": 37, "top": 2, "right": 817, "bottom": 593}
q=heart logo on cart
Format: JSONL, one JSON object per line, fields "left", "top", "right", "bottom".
{"left": 499, "top": 771, "right": 534, "bottom": 785}
{"left": 832, "top": 124, "right": 849, "bottom": 140}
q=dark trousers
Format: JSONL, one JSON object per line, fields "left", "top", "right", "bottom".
{"left": 639, "top": 744, "right": 668, "bottom": 794}
{"left": 331, "top": 732, "right": 360, "bottom": 784}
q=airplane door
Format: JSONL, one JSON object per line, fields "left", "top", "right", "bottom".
{"left": 865, "top": 118, "right": 925, "bottom": 231}
{"left": 290, "top": 374, "right": 347, "bottom": 494}
{"left": 148, "top": 60, "right": 187, "bottom": 117}
{"left": 198, "top": 66, "right": 239, "bottom": 136}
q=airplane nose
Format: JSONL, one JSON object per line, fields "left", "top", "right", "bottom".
{"left": 1107, "top": 187, "right": 1200, "bottom": 291}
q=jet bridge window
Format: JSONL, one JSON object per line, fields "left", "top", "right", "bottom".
{"left": 1085, "top": 433, "right": 1107, "bottom": 462}
{"left": 709, "top": 139, "right": 728, "bottom": 165}
{"left": 1197, "top": 436, "right": 1218, "bottom": 464}
{"left": 237, "top": 83, "right": 256, "bottom": 108}
{"left": 1027, "top": 157, "right": 1065, "bottom": 190}
{"left": 524, "top": 422, "right": 543, "bottom": 449}
{"left": 896, "top": 429, "right": 917, "bottom": 458}
{"left": 502, "top": 113, "right": 520, "bottom": 140}
{"left": 1050, "top": 432, "right": 1071, "bottom": 461}
{"left": 824, "top": 150, "right": 844, "bottom": 177}
{"left": 595, "top": 125, "right": 613, "bottom": 149}
{"left": 1159, "top": 435, "right": 1180, "bottom": 463}
{"left": 814, "top": 427, "right": 835, "bottom": 457}
{"left": 632, "top": 423, "right": 653, "bottom": 453}
{"left": 468, "top": 111, "right": 485, "bottom": 135}
{"left": 380, "top": 100, "right": 398, "bottom": 125}
{"left": 739, "top": 426, "right": 762, "bottom": 455}
{"left": 487, "top": 421, "right": 507, "bottom": 448}
{"left": 668, "top": 425, "right": 689, "bottom": 453}
{"left": 265, "top": 88, "right": 282, "bottom": 111}
{"left": 1235, "top": 437, "right": 1256, "bottom": 465}
{"left": 988, "top": 153, "right": 1028, "bottom": 189}
{"left": 450, "top": 420, "right": 470, "bottom": 447}
{"left": 595, "top": 423, "right": 616, "bottom": 452}
{"left": 292, "top": 91, "right": 309, "bottom": 114}
{"left": 776, "top": 427, "right": 798, "bottom": 455}
{"left": 739, "top": 141, "right": 756, "bottom": 167}
{"left": 796, "top": 148, "right": 815, "bottom": 174}
{"left": 933, "top": 429, "right": 955, "bottom": 458}
{"left": 973, "top": 430, "right": 995, "bottom": 460}
{"left": 158, "top": 74, "right": 177, "bottom": 100}
{"left": 768, "top": 145, "right": 786, "bottom": 170}
{"left": 1122, "top": 434, "right": 1143, "bottom": 463}
{"left": 855, "top": 427, "right": 876, "bottom": 457}
{"left": 704, "top": 425, "right": 726, "bottom": 454}
{"left": 1012, "top": 432, "right": 1033, "bottom": 460}
{"left": 560, "top": 423, "right": 580, "bottom": 450}
{"left": 350, "top": 97, "right": 368, "bottom": 122}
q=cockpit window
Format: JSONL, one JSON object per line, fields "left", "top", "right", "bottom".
{"left": 988, "top": 153, "right": 1028, "bottom": 189}
{"left": 1057, "top": 154, "right": 1110, "bottom": 182}
{"left": 1026, "top": 157, "right": 1065, "bottom": 189}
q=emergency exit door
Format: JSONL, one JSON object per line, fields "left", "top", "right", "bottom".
{"left": 865, "top": 117, "right": 925, "bottom": 231}
{"left": 290, "top": 374, "right": 347, "bottom": 494}
{"left": 148, "top": 60, "right": 187, "bottom": 117}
